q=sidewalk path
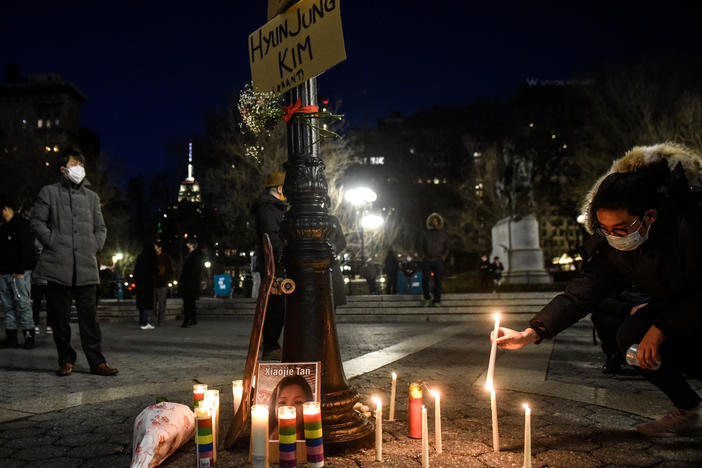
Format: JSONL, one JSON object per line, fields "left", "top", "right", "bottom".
{"left": 1, "top": 316, "right": 700, "bottom": 467}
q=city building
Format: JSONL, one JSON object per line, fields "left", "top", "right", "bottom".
{"left": 177, "top": 139, "right": 203, "bottom": 205}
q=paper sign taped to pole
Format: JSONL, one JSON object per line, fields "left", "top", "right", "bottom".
{"left": 250, "top": 0, "right": 346, "bottom": 95}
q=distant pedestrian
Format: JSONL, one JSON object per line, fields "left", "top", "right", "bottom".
{"left": 30, "top": 148, "right": 118, "bottom": 376}
{"left": 418, "top": 213, "right": 449, "bottom": 307}
{"left": 31, "top": 239, "right": 51, "bottom": 335}
{"left": 179, "top": 238, "right": 203, "bottom": 328}
{"left": 250, "top": 253, "right": 260, "bottom": 299}
{"left": 490, "top": 256, "right": 504, "bottom": 288}
{"left": 364, "top": 260, "right": 378, "bottom": 295}
{"left": 154, "top": 240, "right": 175, "bottom": 326}
{"left": 253, "top": 171, "right": 287, "bottom": 360}
{"left": 329, "top": 214, "right": 347, "bottom": 306}
{"left": 134, "top": 241, "right": 157, "bottom": 330}
{"left": 478, "top": 255, "right": 491, "bottom": 291}
{"left": 384, "top": 248, "right": 399, "bottom": 295}
{"left": 0, "top": 196, "right": 35, "bottom": 349}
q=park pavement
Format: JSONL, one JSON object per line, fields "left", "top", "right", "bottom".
{"left": 0, "top": 313, "right": 701, "bottom": 467}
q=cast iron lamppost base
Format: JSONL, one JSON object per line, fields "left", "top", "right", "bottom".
{"left": 281, "top": 78, "right": 374, "bottom": 453}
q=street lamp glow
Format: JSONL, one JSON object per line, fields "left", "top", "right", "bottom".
{"left": 361, "top": 214, "right": 384, "bottom": 230}
{"left": 344, "top": 187, "right": 377, "bottom": 206}
{"left": 115, "top": 253, "right": 124, "bottom": 261}
{"left": 204, "top": 261, "right": 212, "bottom": 269}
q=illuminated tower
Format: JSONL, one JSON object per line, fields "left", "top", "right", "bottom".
{"left": 178, "top": 139, "right": 202, "bottom": 204}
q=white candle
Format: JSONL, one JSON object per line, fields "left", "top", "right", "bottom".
{"left": 430, "top": 390, "right": 441, "bottom": 454}
{"left": 372, "top": 396, "right": 382, "bottom": 461}
{"left": 523, "top": 403, "right": 531, "bottom": 468}
{"left": 232, "top": 379, "right": 243, "bottom": 416}
{"left": 205, "top": 389, "right": 220, "bottom": 462}
{"left": 421, "top": 405, "right": 429, "bottom": 468}
{"left": 486, "top": 313, "right": 500, "bottom": 389}
{"left": 389, "top": 372, "right": 397, "bottom": 421}
{"left": 251, "top": 404, "right": 269, "bottom": 468}
{"left": 489, "top": 386, "right": 499, "bottom": 452}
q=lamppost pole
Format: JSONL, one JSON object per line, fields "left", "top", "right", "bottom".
{"left": 360, "top": 226, "right": 365, "bottom": 265}
{"left": 281, "top": 78, "right": 373, "bottom": 452}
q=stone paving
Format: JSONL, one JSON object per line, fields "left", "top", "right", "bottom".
{"left": 1, "top": 317, "right": 701, "bottom": 467}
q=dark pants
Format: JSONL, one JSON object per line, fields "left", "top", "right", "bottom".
{"left": 46, "top": 282, "right": 106, "bottom": 369}
{"left": 422, "top": 258, "right": 444, "bottom": 302}
{"left": 263, "top": 294, "right": 285, "bottom": 352}
{"left": 386, "top": 270, "right": 398, "bottom": 294}
{"left": 182, "top": 298, "right": 197, "bottom": 325}
{"left": 617, "top": 306, "right": 702, "bottom": 410}
{"left": 592, "top": 309, "right": 627, "bottom": 357}
{"left": 32, "top": 283, "right": 48, "bottom": 326}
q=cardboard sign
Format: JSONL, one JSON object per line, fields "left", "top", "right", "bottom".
{"left": 250, "top": 0, "right": 346, "bottom": 95}
{"left": 268, "top": 0, "right": 296, "bottom": 20}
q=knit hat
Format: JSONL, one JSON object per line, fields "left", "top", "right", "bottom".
{"left": 265, "top": 171, "right": 286, "bottom": 188}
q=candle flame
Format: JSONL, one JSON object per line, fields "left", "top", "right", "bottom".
{"left": 372, "top": 396, "right": 382, "bottom": 407}
{"left": 430, "top": 390, "right": 439, "bottom": 398}
{"left": 392, "top": 371, "right": 397, "bottom": 379}
{"left": 523, "top": 403, "right": 530, "bottom": 410}
{"left": 485, "top": 383, "right": 493, "bottom": 392}
{"left": 493, "top": 313, "right": 501, "bottom": 321}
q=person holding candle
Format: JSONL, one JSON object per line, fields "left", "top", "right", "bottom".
{"left": 268, "top": 375, "right": 314, "bottom": 440}
{"left": 493, "top": 144, "right": 702, "bottom": 437}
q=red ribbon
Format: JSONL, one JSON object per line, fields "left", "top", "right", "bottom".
{"left": 282, "top": 98, "right": 319, "bottom": 122}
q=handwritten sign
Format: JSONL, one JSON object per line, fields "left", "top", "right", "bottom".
{"left": 268, "top": 0, "right": 296, "bottom": 20}
{"left": 250, "top": 0, "right": 346, "bottom": 95}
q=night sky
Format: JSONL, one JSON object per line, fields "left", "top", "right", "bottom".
{"left": 3, "top": 1, "right": 701, "bottom": 180}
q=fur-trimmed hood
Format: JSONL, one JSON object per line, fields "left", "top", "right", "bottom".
{"left": 581, "top": 142, "right": 702, "bottom": 234}
{"left": 425, "top": 212, "right": 445, "bottom": 230}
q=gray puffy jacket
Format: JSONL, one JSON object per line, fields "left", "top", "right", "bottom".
{"left": 30, "top": 178, "right": 107, "bottom": 286}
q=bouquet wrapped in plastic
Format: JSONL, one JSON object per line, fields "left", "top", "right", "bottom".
{"left": 131, "top": 402, "right": 195, "bottom": 468}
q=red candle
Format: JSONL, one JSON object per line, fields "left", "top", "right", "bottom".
{"left": 408, "top": 382, "right": 423, "bottom": 439}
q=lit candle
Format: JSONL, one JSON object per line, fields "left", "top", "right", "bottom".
{"left": 489, "top": 386, "right": 499, "bottom": 452}
{"left": 430, "top": 390, "right": 441, "bottom": 454}
{"left": 389, "top": 372, "right": 397, "bottom": 421}
{"left": 303, "top": 401, "right": 324, "bottom": 468}
{"left": 195, "top": 406, "right": 214, "bottom": 468}
{"left": 251, "top": 404, "right": 269, "bottom": 468}
{"left": 421, "top": 405, "right": 429, "bottom": 468}
{"left": 205, "top": 389, "right": 219, "bottom": 462}
{"left": 232, "top": 380, "right": 243, "bottom": 416}
{"left": 408, "top": 382, "right": 423, "bottom": 439}
{"left": 486, "top": 313, "right": 500, "bottom": 389}
{"left": 278, "top": 405, "right": 297, "bottom": 468}
{"left": 372, "top": 396, "right": 382, "bottom": 461}
{"left": 523, "top": 403, "right": 531, "bottom": 468}
{"left": 193, "top": 383, "right": 207, "bottom": 410}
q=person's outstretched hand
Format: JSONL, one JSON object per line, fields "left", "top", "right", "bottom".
{"left": 492, "top": 327, "right": 539, "bottom": 350}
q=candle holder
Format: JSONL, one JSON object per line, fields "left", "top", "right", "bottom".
{"left": 205, "top": 389, "right": 220, "bottom": 461}
{"left": 303, "top": 401, "right": 324, "bottom": 468}
{"left": 278, "top": 406, "right": 297, "bottom": 468}
{"left": 193, "top": 384, "right": 207, "bottom": 410}
{"left": 232, "top": 380, "right": 243, "bottom": 416}
{"left": 195, "top": 406, "right": 214, "bottom": 467}
{"left": 409, "top": 382, "right": 423, "bottom": 439}
{"left": 251, "top": 404, "right": 269, "bottom": 468}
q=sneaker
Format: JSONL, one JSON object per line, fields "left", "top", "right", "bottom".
{"left": 636, "top": 405, "right": 702, "bottom": 437}
{"left": 139, "top": 324, "right": 155, "bottom": 330}
{"left": 34, "top": 326, "right": 40, "bottom": 334}
{"left": 432, "top": 301, "right": 441, "bottom": 307}
{"left": 423, "top": 299, "right": 431, "bottom": 307}
{"left": 46, "top": 326, "right": 52, "bottom": 334}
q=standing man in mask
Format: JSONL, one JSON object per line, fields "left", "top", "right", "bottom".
{"left": 494, "top": 144, "right": 702, "bottom": 437}
{"left": 31, "top": 148, "right": 118, "bottom": 377}
{"left": 253, "top": 171, "right": 287, "bottom": 361}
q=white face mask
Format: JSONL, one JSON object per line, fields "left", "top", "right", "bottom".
{"left": 605, "top": 221, "right": 650, "bottom": 251}
{"left": 66, "top": 165, "right": 86, "bottom": 184}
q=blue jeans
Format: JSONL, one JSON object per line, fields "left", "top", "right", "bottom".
{"left": 0, "top": 272, "right": 34, "bottom": 330}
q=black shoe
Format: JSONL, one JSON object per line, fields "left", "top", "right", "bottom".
{"left": 22, "top": 329, "right": 35, "bottom": 349}
{"left": 602, "top": 352, "right": 624, "bottom": 375}
{"left": 0, "top": 329, "right": 18, "bottom": 348}
{"left": 181, "top": 321, "right": 190, "bottom": 328}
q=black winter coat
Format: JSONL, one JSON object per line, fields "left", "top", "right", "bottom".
{"left": 531, "top": 199, "right": 702, "bottom": 340}
{"left": 134, "top": 248, "right": 157, "bottom": 310}
{"left": 418, "top": 229, "right": 449, "bottom": 260}
{"left": 179, "top": 249, "right": 203, "bottom": 299}
{"left": 253, "top": 193, "right": 286, "bottom": 271}
{"left": 0, "top": 215, "right": 34, "bottom": 275}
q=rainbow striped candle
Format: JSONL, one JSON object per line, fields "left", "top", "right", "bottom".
{"left": 303, "top": 401, "right": 324, "bottom": 468}
{"left": 193, "top": 384, "right": 207, "bottom": 410}
{"left": 195, "top": 406, "right": 214, "bottom": 468}
{"left": 278, "top": 406, "right": 297, "bottom": 468}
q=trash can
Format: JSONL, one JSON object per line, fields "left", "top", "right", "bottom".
{"left": 214, "top": 274, "right": 232, "bottom": 297}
